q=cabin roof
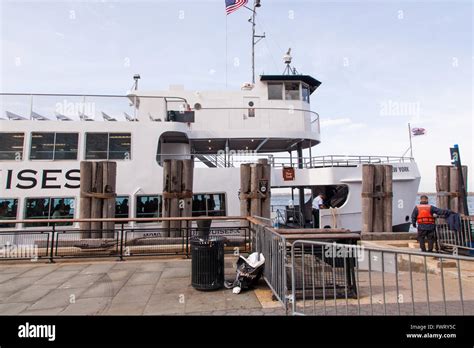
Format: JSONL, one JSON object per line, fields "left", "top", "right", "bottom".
{"left": 260, "top": 75, "right": 322, "bottom": 94}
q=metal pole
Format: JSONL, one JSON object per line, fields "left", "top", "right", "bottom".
{"left": 29, "top": 95, "right": 33, "bottom": 120}
{"left": 248, "top": 1, "right": 264, "bottom": 84}
{"left": 251, "top": 2, "right": 256, "bottom": 84}
{"left": 408, "top": 123, "right": 413, "bottom": 158}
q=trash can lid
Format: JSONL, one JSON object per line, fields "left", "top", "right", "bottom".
{"left": 190, "top": 236, "right": 226, "bottom": 245}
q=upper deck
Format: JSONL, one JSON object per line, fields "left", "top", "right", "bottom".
{"left": 0, "top": 74, "right": 321, "bottom": 153}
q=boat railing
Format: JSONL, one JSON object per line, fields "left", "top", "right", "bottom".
{"left": 305, "top": 155, "right": 414, "bottom": 167}
{"left": 0, "top": 92, "right": 188, "bottom": 122}
{"left": 158, "top": 153, "right": 414, "bottom": 168}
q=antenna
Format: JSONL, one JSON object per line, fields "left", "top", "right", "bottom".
{"left": 283, "top": 48, "right": 299, "bottom": 75}
{"left": 247, "top": 0, "right": 265, "bottom": 83}
{"left": 133, "top": 74, "right": 141, "bottom": 90}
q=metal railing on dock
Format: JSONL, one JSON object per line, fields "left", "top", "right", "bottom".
{"left": 247, "top": 218, "right": 473, "bottom": 316}
{"left": 290, "top": 240, "right": 474, "bottom": 316}
{"left": 436, "top": 215, "right": 474, "bottom": 255}
{"left": 250, "top": 217, "right": 289, "bottom": 310}
{"left": 0, "top": 216, "right": 250, "bottom": 262}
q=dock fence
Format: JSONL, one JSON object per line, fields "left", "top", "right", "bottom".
{"left": 436, "top": 215, "right": 474, "bottom": 255}
{"left": 290, "top": 240, "right": 474, "bottom": 316}
{"left": 0, "top": 217, "right": 250, "bottom": 262}
{"left": 251, "top": 218, "right": 289, "bottom": 311}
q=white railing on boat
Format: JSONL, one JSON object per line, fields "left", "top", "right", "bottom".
{"left": 0, "top": 92, "right": 187, "bottom": 122}
{"left": 158, "top": 153, "right": 414, "bottom": 168}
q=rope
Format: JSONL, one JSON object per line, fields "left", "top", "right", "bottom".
{"left": 80, "top": 191, "right": 116, "bottom": 199}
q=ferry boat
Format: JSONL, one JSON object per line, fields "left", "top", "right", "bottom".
{"left": 0, "top": 61, "right": 420, "bottom": 234}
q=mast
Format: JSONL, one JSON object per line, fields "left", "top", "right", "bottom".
{"left": 248, "top": 0, "right": 265, "bottom": 84}
{"left": 408, "top": 123, "right": 413, "bottom": 158}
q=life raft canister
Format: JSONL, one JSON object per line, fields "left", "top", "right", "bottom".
{"left": 416, "top": 204, "right": 435, "bottom": 225}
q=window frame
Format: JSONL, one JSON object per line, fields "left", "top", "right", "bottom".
{"left": 0, "top": 132, "right": 25, "bottom": 161}
{"left": 23, "top": 196, "right": 75, "bottom": 227}
{"left": 284, "top": 81, "right": 301, "bottom": 101}
{"left": 267, "top": 82, "right": 284, "bottom": 100}
{"left": 135, "top": 194, "right": 162, "bottom": 221}
{"left": 0, "top": 197, "right": 19, "bottom": 228}
{"left": 85, "top": 132, "right": 132, "bottom": 161}
{"left": 29, "top": 132, "right": 79, "bottom": 161}
{"left": 301, "top": 82, "right": 311, "bottom": 104}
{"left": 115, "top": 195, "right": 131, "bottom": 219}
{"left": 192, "top": 192, "right": 227, "bottom": 217}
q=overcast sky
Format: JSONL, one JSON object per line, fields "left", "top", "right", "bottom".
{"left": 0, "top": 0, "right": 472, "bottom": 192}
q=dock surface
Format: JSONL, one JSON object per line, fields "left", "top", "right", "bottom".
{"left": 0, "top": 257, "right": 284, "bottom": 315}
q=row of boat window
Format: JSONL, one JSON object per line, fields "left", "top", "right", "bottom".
{"left": 0, "top": 132, "right": 132, "bottom": 161}
{"left": 0, "top": 194, "right": 226, "bottom": 228}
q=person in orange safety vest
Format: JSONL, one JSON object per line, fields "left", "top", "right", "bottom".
{"left": 411, "top": 195, "right": 448, "bottom": 252}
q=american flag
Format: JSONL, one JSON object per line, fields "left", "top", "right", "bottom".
{"left": 412, "top": 127, "right": 426, "bottom": 136}
{"left": 225, "top": 0, "right": 248, "bottom": 15}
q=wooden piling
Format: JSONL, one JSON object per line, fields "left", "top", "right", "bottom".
{"left": 436, "top": 165, "right": 451, "bottom": 211}
{"left": 102, "top": 161, "right": 117, "bottom": 239}
{"left": 240, "top": 164, "right": 251, "bottom": 226}
{"left": 90, "top": 162, "right": 103, "bottom": 238}
{"left": 162, "top": 159, "right": 171, "bottom": 237}
{"left": 169, "top": 159, "right": 182, "bottom": 237}
{"left": 79, "top": 161, "right": 92, "bottom": 238}
{"left": 372, "top": 165, "right": 385, "bottom": 232}
{"left": 383, "top": 165, "right": 393, "bottom": 232}
{"left": 361, "top": 164, "right": 374, "bottom": 233}
{"left": 181, "top": 159, "right": 194, "bottom": 234}
{"left": 259, "top": 158, "right": 271, "bottom": 219}
{"left": 250, "top": 163, "right": 262, "bottom": 218}
{"left": 449, "top": 165, "right": 468, "bottom": 214}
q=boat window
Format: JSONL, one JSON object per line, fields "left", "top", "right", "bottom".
{"left": 285, "top": 82, "right": 300, "bottom": 100}
{"left": 0, "top": 198, "right": 18, "bottom": 228}
{"left": 302, "top": 84, "right": 310, "bottom": 103}
{"left": 85, "top": 133, "right": 131, "bottom": 160}
{"left": 85, "top": 133, "right": 108, "bottom": 160}
{"left": 0, "top": 133, "right": 24, "bottom": 161}
{"left": 30, "top": 132, "right": 78, "bottom": 160}
{"left": 24, "top": 197, "right": 74, "bottom": 227}
{"left": 115, "top": 196, "right": 129, "bottom": 219}
{"left": 30, "top": 133, "right": 55, "bottom": 160}
{"left": 54, "top": 133, "right": 79, "bottom": 160}
{"left": 192, "top": 193, "right": 226, "bottom": 216}
{"left": 136, "top": 195, "right": 162, "bottom": 220}
{"left": 109, "top": 133, "right": 131, "bottom": 160}
{"left": 268, "top": 83, "right": 283, "bottom": 100}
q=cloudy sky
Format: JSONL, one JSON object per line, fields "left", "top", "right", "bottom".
{"left": 0, "top": 0, "right": 472, "bottom": 191}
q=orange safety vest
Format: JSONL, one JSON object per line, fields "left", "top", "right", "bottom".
{"left": 416, "top": 204, "right": 435, "bottom": 225}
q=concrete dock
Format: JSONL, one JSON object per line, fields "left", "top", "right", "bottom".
{"left": 0, "top": 256, "right": 285, "bottom": 315}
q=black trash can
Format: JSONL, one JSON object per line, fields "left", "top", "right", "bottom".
{"left": 191, "top": 237, "right": 225, "bottom": 291}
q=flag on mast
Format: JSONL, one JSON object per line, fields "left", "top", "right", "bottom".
{"left": 225, "top": 0, "right": 248, "bottom": 15}
{"left": 411, "top": 127, "right": 426, "bottom": 136}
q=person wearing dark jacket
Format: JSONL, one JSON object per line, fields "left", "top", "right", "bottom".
{"left": 411, "top": 195, "right": 449, "bottom": 252}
